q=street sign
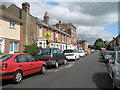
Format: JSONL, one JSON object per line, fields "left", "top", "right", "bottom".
{"left": 44, "top": 32, "right": 51, "bottom": 40}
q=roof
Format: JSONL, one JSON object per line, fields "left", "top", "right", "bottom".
{"left": 0, "top": 9, "right": 23, "bottom": 23}
{"left": 8, "top": 4, "right": 37, "bottom": 19}
{"left": 57, "top": 23, "right": 76, "bottom": 30}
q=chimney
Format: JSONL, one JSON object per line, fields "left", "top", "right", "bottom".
{"left": 59, "top": 21, "right": 62, "bottom": 24}
{"left": 56, "top": 21, "right": 61, "bottom": 30}
{"left": 0, "top": 4, "right": 7, "bottom": 10}
{"left": 113, "top": 37, "right": 115, "bottom": 40}
{"left": 22, "top": 2, "right": 30, "bottom": 14}
{"left": 44, "top": 11, "right": 49, "bottom": 25}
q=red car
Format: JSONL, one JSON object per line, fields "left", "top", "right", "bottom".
{"left": 0, "top": 53, "right": 46, "bottom": 83}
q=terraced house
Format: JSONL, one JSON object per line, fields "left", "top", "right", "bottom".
{"left": 37, "top": 13, "right": 78, "bottom": 51}
{"left": 0, "top": 5, "right": 23, "bottom": 53}
{"left": 6, "top": 2, "right": 38, "bottom": 46}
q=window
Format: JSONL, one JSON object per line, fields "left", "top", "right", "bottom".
{"left": 56, "top": 32, "right": 58, "bottom": 41}
{"left": 53, "top": 49, "right": 57, "bottom": 54}
{"left": 40, "top": 48, "right": 51, "bottom": 55}
{"left": 16, "top": 55, "right": 28, "bottom": 62}
{"left": 63, "top": 50, "right": 74, "bottom": 53}
{"left": 10, "top": 20, "right": 15, "bottom": 29}
{"left": 14, "top": 42, "right": 19, "bottom": 51}
{"left": 51, "top": 32, "right": 53, "bottom": 40}
{"left": 39, "top": 42, "right": 42, "bottom": 47}
{"left": 38, "top": 28, "right": 42, "bottom": 37}
{"left": 10, "top": 42, "right": 13, "bottom": 52}
{"left": 9, "top": 42, "right": 19, "bottom": 52}
{"left": 117, "top": 52, "right": 120, "bottom": 63}
{"left": 62, "top": 35, "right": 64, "bottom": 42}
{"left": 25, "top": 55, "right": 36, "bottom": 62}
{"left": 0, "top": 45, "right": 1, "bottom": 52}
{"left": 0, "top": 55, "right": 13, "bottom": 62}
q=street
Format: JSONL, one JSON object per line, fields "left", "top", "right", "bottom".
{"left": 2, "top": 52, "right": 113, "bottom": 88}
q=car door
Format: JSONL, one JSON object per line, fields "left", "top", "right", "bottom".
{"left": 53, "top": 48, "right": 59, "bottom": 61}
{"left": 15, "top": 54, "right": 32, "bottom": 76}
{"left": 56, "top": 49, "right": 61, "bottom": 64}
{"left": 60, "top": 50, "right": 65, "bottom": 61}
{"left": 109, "top": 54, "right": 116, "bottom": 77}
{"left": 58, "top": 49, "right": 65, "bottom": 63}
{"left": 74, "top": 50, "right": 79, "bottom": 59}
{"left": 25, "top": 54, "right": 42, "bottom": 73}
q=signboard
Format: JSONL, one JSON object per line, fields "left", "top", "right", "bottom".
{"left": 44, "top": 32, "right": 51, "bottom": 40}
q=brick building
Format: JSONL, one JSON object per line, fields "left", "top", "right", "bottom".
{"left": 109, "top": 34, "right": 120, "bottom": 50}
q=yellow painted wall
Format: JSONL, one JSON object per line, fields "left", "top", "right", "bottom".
{"left": 0, "top": 19, "right": 20, "bottom": 40}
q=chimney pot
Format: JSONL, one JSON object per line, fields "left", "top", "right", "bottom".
{"left": 44, "top": 11, "right": 49, "bottom": 25}
{"left": 22, "top": 2, "right": 30, "bottom": 14}
{"left": 0, "top": 4, "right": 6, "bottom": 10}
{"left": 59, "top": 21, "right": 62, "bottom": 24}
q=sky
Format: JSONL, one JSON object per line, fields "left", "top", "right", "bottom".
{"left": 1, "top": 0, "right": 119, "bottom": 45}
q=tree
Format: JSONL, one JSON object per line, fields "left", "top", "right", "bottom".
{"left": 94, "top": 38, "right": 105, "bottom": 50}
{"left": 23, "top": 43, "right": 41, "bottom": 56}
{"left": 94, "top": 38, "right": 104, "bottom": 46}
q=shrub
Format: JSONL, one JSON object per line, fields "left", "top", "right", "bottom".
{"left": 0, "top": 51, "right": 3, "bottom": 55}
{"left": 23, "top": 43, "right": 41, "bottom": 56}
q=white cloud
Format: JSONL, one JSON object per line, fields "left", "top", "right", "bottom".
{"left": 77, "top": 26, "right": 113, "bottom": 44}
{"left": 1, "top": 1, "right": 118, "bottom": 44}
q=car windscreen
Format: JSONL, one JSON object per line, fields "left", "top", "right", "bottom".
{"left": 0, "top": 55, "right": 13, "bottom": 62}
{"left": 79, "top": 51, "right": 84, "bottom": 53}
{"left": 117, "top": 52, "right": 120, "bottom": 63}
{"left": 106, "top": 52, "right": 114, "bottom": 55}
{"left": 63, "top": 50, "right": 73, "bottom": 53}
{"left": 37, "top": 48, "right": 51, "bottom": 55}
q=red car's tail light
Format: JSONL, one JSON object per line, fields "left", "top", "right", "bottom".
{"left": 2, "top": 63, "right": 8, "bottom": 70}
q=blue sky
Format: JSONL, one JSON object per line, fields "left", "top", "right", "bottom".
{"left": 47, "top": 2, "right": 59, "bottom": 5}
{"left": 105, "top": 22, "right": 118, "bottom": 37}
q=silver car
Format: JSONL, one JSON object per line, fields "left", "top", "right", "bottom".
{"left": 104, "top": 51, "right": 114, "bottom": 63}
{"left": 108, "top": 51, "right": 120, "bottom": 88}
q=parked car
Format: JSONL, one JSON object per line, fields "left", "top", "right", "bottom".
{"left": 63, "top": 49, "right": 79, "bottom": 61}
{"left": 104, "top": 51, "right": 114, "bottom": 63}
{"left": 36, "top": 48, "right": 67, "bottom": 68}
{"left": 0, "top": 53, "right": 46, "bottom": 84}
{"left": 78, "top": 50, "right": 85, "bottom": 57}
{"left": 91, "top": 49, "right": 96, "bottom": 53}
{"left": 101, "top": 49, "right": 107, "bottom": 56}
{"left": 108, "top": 51, "right": 120, "bottom": 88}
{"left": 84, "top": 51, "right": 89, "bottom": 56}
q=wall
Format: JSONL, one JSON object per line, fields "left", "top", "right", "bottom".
{"left": 0, "top": 18, "right": 20, "bottom": 40}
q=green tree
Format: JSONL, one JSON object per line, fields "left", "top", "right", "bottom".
{"left": 23, "top": 43, "right": 41, "bottom": 56}
{"left": 94, "top": 38, "right": 105, "bottom": 50}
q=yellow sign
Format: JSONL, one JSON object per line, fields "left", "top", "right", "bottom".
{"left": 44, "top": 32, "right": 51, "bottom": 40}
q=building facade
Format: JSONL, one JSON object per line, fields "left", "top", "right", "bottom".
{"left": 0, "top": 7, "right": 23, "bottom": 53}
{"left": 109, "top": 35, "right": 120, "bottom": 50}
{"left": 6, "top": 2, "right": 38, "bottom": 46}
